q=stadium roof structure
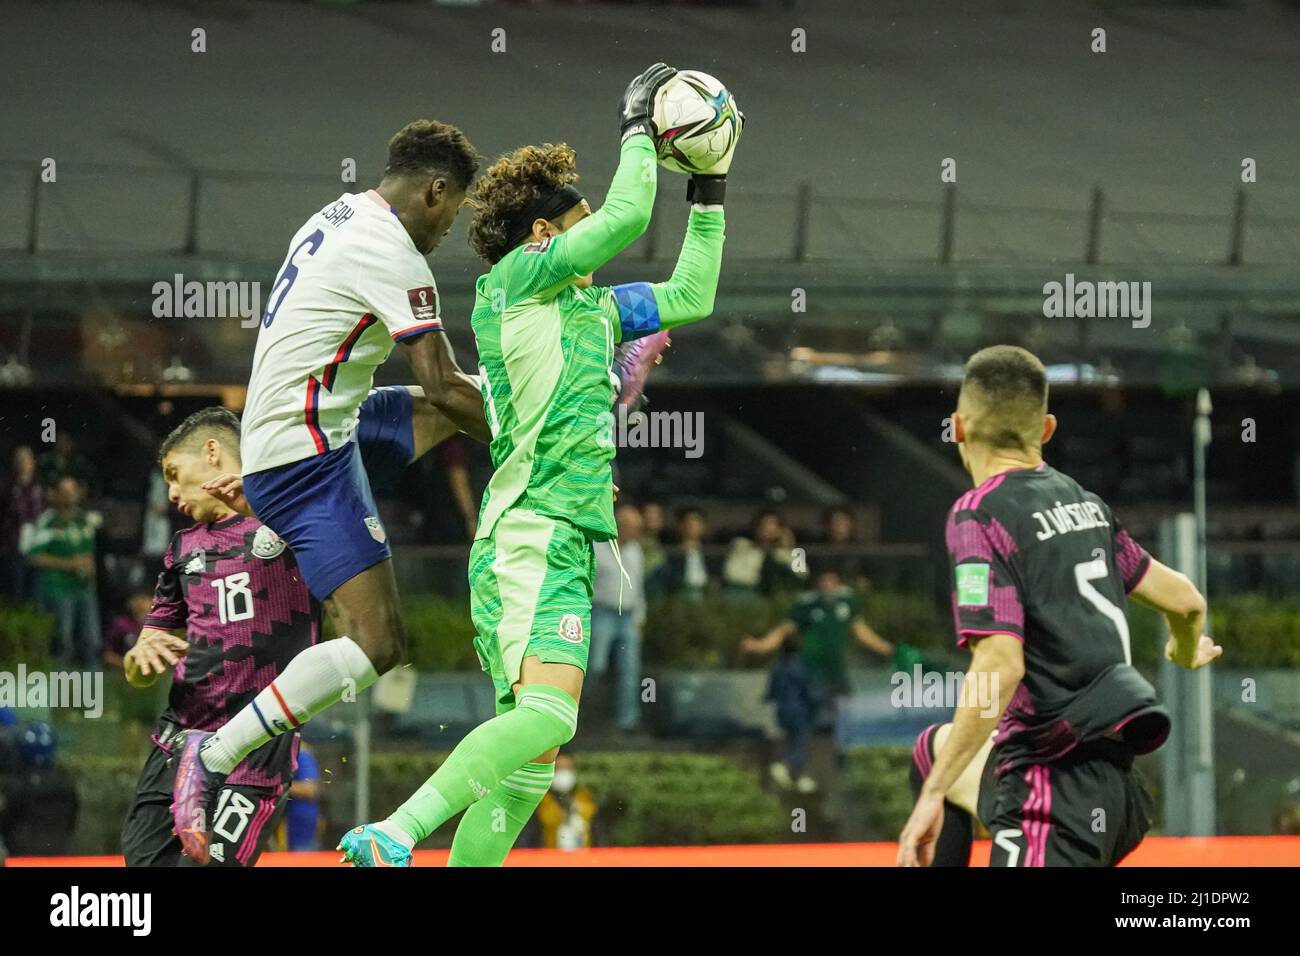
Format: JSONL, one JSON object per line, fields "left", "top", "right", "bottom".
{"left": 1, "top": 0, "right": 1298, "bottom": 387}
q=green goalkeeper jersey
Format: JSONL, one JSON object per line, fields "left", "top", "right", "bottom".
{"left": 471, "top": 134, "right": 726, "bottom": 542}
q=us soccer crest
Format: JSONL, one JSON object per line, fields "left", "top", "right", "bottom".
{"left": 364, "top": 515, "right": 387, "bottom": 544}
{"left": 558, "top": 612, "right": 584, "bottom": 644}
{"left": 251, "top": 525, "right": 287, "bottom": 559}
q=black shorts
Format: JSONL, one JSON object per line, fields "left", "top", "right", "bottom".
{"left": 984, "top": 748, "right": 1153, "bottom": 867}
{"left": 122, "top": 735, "right": 287, "bottom": 868}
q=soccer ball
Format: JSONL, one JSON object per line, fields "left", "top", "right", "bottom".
{"left": 652, "top": 70, "right": 742, "bottom": 175}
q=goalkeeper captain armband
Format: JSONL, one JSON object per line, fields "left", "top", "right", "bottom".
{"left": 687, "top": 174, "right": 726, "bottom": 206}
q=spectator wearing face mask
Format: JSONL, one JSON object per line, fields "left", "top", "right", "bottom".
{"left": 533, "top": 755, "right": 598, "bottom": 851}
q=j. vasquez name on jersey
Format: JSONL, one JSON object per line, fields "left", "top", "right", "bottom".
{"left": 1031, "top": 500, "right": 1110, "bottom": 541}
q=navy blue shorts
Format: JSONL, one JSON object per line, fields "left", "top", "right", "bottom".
{"left": 243, "top": 387, "right": 416, "bottom": 601}
{"left": 355, "top": 386, "right": 416, "bottom": 496}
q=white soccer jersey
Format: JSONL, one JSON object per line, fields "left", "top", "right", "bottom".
{"left": 240, "top": 190, "right": 444, "bottom": 474}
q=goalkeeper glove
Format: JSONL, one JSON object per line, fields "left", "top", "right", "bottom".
{"left": 686, "top": 108, "right": 745, "bottom": 205}
{"left": 620, "top": 62, "right": 677, "bottom": 143}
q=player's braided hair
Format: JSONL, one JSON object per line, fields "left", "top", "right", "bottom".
{"left": 385, "top": 120, "right": 480, "bottom": 190}
{"left": 467, "top": 143, "right": 580, "bottom": 263}
{"left": 158, "top": 407, "right": 242, "bottom": 463}
{"left": 960, "top": 345, "right": 1048, "bottom": 452}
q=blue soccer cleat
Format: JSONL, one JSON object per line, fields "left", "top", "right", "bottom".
{"left": 337, "top": 824, "right": 413, "bottom": 867}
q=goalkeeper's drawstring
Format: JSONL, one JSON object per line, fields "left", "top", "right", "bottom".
{"left": 609, "top": 538, "right": 634, "bottom": 616}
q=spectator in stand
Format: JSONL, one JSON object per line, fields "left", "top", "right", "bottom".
{"left": 23, "top": 476, "right": 102, "bottom": 668}
{"left": 764, "top": 634, "right": 820, "bottom": 793}
{"left": 653, "top": 506, "right": 716, "bottom": 601}
{"left": 0, "top": 721, "right": 80, "bottom": 858}
{"left": 723, "top": 509, "right": 806, "bottom": 597}
{"left": 37, "top": 432, "right": 91, "bottom": 493}
{"left": 438, "top": 436, "right": 479, "bottom": 540}
{"left": 0, "top": 708, "right": 18, "bottom": 773}
{"left": 284, "top": 742, "right": 323, "bottom": 851}
{"left": 532, "top": 754, "right": 599, "bottom": 850}
{"left": 640, "top": 501, "right": 667, "bottom": 582}
{"left": 741, "top": 563, "right": 893, "bottom": 787}
{"left": 103, "top": 589, "right": 153, "bottom": 669}
{"left": 140, "top": 469, "right": 174, "bottom": 560}
{"left": 1274, "top": 799, "right": 1300, "bottom": 836}
{"left": 590, "top": 503, "right": 647, "bottom": 732}
{"left": 820, "top": 505, "right": 867, "bottom": 586}
{"left": 1, "top": 446, "right": 44, "bottom": 601}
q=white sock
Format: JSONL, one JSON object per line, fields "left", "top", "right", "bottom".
{"left": 201, "top": 637, "right": 378, "bottom": 774}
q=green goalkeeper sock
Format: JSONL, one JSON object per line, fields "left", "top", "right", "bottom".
{"left": 447, "top": 761, "right": 554, "bottom": 867}
{"left": 389, "top": 685, "right": 578, "bottom": 843}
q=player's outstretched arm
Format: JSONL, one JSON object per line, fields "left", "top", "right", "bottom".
{"left": 739, "top": 619, "right": 796, "bottom": 655}
{"left": 596, "top": 111, "right": 740, "bottom": 342}
{"left": 852, "top": 616, "right": 894, "bottom": 657}
{"left": 400, "top": 332, "right": 491, "bottom": 444}
{"left": 898, "top": 632, "right": 1021, "bottom": 866}
{"left": 399, "top": 385, "right": 467, "bottom": 457}
{"left": 637, "top": 107, "right": 742, "bottom": 333}
{"left": 563, "top": 137, "right": 657, "bottom": 277}
{"left": 1129, "top": 559, "right": 1221, "bottom": 669}
{"left": 558, "top": 64, "right": 674, "bottom": 277}
{"left": 619, "top": 205, "right": 726, "bottom": 339}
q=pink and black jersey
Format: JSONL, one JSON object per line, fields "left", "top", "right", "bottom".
{"left": 145, "top": 515, "right": 321, "bottom": 791}
{"left": 945, "top": 464, "right": 1156, "bottom": 773}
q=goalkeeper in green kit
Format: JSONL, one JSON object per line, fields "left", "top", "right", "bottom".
{"left": 339, "top": 62, "right": 741, "bottom": 866}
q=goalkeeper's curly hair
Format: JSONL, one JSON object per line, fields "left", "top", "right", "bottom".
{"left": 467, "top": 143, "right": 580, "bottom": 264}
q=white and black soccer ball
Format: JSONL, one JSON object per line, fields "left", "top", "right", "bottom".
{"left": 652, "top": 70, "right": 742, "bottom": 175}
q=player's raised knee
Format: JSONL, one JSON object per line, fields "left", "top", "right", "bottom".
{"left": 517, "top": 686, "right": 580, "bottom": 748}
{"left": 351, "top": 609, "right": 406, "bottom": 674}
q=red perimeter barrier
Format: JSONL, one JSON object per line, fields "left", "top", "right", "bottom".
{"left": 6, "top": 836, "right": 1300, "bottom": 867}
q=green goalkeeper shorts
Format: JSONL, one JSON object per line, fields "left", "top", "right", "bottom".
{"left": 469, "top": 508, "right": 597, "bottom": 709}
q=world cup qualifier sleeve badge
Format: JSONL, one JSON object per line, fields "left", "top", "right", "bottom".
{"left": 558, "top": 613, "right": 584, "bottom": 644}
{"left": 407, "top": 286, "right": 438, "bottom": 322}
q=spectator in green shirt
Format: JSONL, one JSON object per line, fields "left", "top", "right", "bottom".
{"left": 742, "top": 563, "right": 893, "bottom": 707}
{"left": 23, "top": 476, "right": 102, "bottom": 668}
